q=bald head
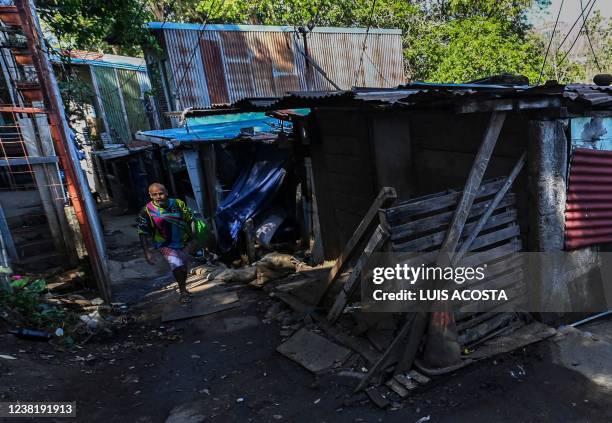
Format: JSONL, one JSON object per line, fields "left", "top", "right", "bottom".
{"left": 148, "top": 183, "right": 168, "bottom": 206}
{"left": 148, "top": 183, "right": 166, "bottom": 192}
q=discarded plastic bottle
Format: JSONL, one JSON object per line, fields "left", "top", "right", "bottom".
{"left": 8, "top": 328, "right": 52, "bottom": 341}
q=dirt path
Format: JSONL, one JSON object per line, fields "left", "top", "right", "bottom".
{"left": 2, "top": 208, "right": 612, "bottom": 422}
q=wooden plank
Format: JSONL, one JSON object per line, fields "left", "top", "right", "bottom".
{"left": 392, "top": 209, "right": 517, "bottom": 252}
{"left": 318, "top": 187, "right": 397, "bottom": 304}
{"left": 276, "top": 328, "right": 351, "bottom": 373}
{"left": 326, "top": 225, "right": 389, "bottom": 322}
{"left": 354, "top": 313, "right": 416, "bottom": 392}
{"left": 458, "top": 239, "right": 522, "bottom": 268}
{"left": 455, "top": 296, "right": 526, "bottom": 322}
{"left": 458, "top": 313, "right": 517, "bottom": 346}
{"left": 313, "top": 313, "right": 381, "bottom": 365}
{"left": 438, "top": 112, "right": 507, "bottom": 262}
{"left": 384, "top": 178, "right": 505, "bottom": 225}
{"left": 454, "top": 151, "right": 526, "bottom": 263}
{"left": 466, "top": 224, "right": 520, "bottom": 252}
{"left": 422, "top": 112, "right": 506, "bottom": 367}
{"left": 305, "top": 158, "right": 324, "bottom": 264}
{"left": 161, "top": 291, "right": 240, "bottom": 322}
{"left": 244, "top": 218, "right": 256, "bottom": 264}
{"left": 389, "top": 194, "right": 515, "bottom": 241}
{"left": 458, "top": 286, "right": 526, "bottom": 314}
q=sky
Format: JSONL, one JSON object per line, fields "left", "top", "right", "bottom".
{"left": 530, "top": 0, "right": 612, "bottom": 25}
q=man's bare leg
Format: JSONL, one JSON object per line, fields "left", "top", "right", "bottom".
{"left": 173, "top": 266, "right": 191, "bottom": 303}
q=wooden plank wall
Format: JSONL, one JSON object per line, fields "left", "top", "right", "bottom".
{"left": 309, "top": 109, "right": 530, "bottom": 260}
{"left": 309, "top": 109, "right": 379, "bottom": 259}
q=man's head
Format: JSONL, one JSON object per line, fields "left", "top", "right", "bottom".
{"left": 148, "top": 183, "right": 168, "bottom": 206}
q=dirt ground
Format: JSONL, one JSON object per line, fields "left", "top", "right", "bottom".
{"left": 2, "top": 208, "right": 612, "bottom": 423}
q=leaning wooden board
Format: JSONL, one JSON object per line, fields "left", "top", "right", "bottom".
{"left": 381, "top": 177, "right": 527, "bottom": 345}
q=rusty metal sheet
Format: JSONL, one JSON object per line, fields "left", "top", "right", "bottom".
{"left": 150, "top": 24, "right": 405, "bottom": 110}
{"left": 565, "top": 148, "right": 612, "bottom": 250}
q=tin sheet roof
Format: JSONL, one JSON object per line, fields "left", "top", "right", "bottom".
{"left": 201, "top": 82, "right": 612, "bottom": 113}
{"left": 135, "top": 111, "right": 305, "bottom": 144}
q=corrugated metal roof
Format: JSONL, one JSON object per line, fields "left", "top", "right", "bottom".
{"left": 149, "top": 23, "right": 405, "bottom": 111}
{"left": 135, "top": 112, "right": 295, "bottom": 144}
{"left": 205, "top": 82, "right": 612, "bottom": 113}
{"left": 565, "top": 148, "right": 612, "bottom": 250}
{"left": 148, "top": 22, "right": 402, "bottom": 35}
{"left": 55, "top": 53, "right": 146, "bottom": 71}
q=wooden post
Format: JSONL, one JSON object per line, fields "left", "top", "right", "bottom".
{"left": 305, "top": 157, "right": 324, "bottom": 264}
{"left": 317, "top": 186, "right": 397, "bottom": 305}
{"left": 183, "top": 148, "right": 207, "bottom": 217}
{"left": 244, "top": 218, "right": 256, "bottom": 263}
{"left": 453, "top": 151, "right": 526, "bottom": 264}
{"left": 326, "top": 224, "right": 390, "bottom": 322}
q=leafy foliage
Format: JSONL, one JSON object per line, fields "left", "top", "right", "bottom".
{"left": 36, "top": 0, "right": 157, "bottom": 55}
{"left": 0, "top": 276, "right": 67, "bottom": 329}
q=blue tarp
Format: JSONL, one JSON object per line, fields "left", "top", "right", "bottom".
{"left": 136, "top": 110, "right": 310, "bottom": 143}
{"left": 214, "top": 145, "right": 289, "bottom": 252}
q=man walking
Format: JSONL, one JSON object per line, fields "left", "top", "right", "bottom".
{"left": 137, "top": 183, "right": 195, "bottom": 303}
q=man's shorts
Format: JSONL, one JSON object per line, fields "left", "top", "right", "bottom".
{"left": 159, "top": 247, "right": 191, "bottom": 270}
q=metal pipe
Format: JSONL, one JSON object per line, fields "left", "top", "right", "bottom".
{"left": 569, "top": 310, "right": 612, "bottom": 328}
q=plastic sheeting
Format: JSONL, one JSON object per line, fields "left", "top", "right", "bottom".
{"left": 215, "top": 145, "right": 288, "bottom": 252}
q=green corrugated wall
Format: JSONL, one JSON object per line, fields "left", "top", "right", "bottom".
{"left": 93, "top": 66, "right": 130, "bottom": 143}
{"left": 117, "top": 69, "right": 150, "bottom": 136}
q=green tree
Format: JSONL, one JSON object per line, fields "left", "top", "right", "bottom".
{"left": 36, "top": 0, "right": 157, "bottom": 55}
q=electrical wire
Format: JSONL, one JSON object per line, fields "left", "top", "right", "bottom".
{"left": 579, "top": 0, "right": 602, "bottom": 72}
{"left": 169, "top": 0, "right": 226, "bottom": 107}
{"left": 555, "top": 0, "right": 595, "bottom": 52}
{"left": 353, "top": 0, "right": 378, "bottom": 87}
{"left": 537, "top": 0, "right": 565, "bottom": 85}
{"left": 557, "top": 0, "right": 598, "bottom": 69}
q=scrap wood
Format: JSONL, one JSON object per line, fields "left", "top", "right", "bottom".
{"left": 326, "top": 225, "right": 389, "bottom": 322}
{"left": 276, "top": 328, "right": 351, "bottom": 373}
{"left": 317, "top": 186, "right": 397, "bottom": 305}
{"left": 365, "top": 386, "right": 391, "bottom": 409}
{"left": 423, "top": 112, "right": 508, "bottom": 368}
{"left": 354, "top": 313, "right": 416, "bottom": 392}
{"left": 312, "top": 312, "right": 381, "bottom": 366}
{"left": 385, "top": 378, "right": 410, "bottom": 398}
{"left": 161, "top": 291, "right": 240, "bottom": 323}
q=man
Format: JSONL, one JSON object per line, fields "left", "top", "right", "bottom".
{"left": 137, "top": 183, "right": 195, "bottom": 303}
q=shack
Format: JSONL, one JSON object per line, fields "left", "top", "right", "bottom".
{"left": 205, "top": 80, "right": 612, "bottom": 315}
{"left": 53, "top": 52, "right": 159, "bottom": 203}
{"left": 136, "top": 110, "right": 310, "bottom": 258}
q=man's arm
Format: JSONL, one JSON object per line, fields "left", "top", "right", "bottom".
{"left": 140, "top": 234, "right": 156, "bottom": 265}
{"left": 136, "top": 209, "right": 156, "bottom": 265}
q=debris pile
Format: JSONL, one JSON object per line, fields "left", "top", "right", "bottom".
{"left": 262, "top": 181, "right": 556, "bottom": 408}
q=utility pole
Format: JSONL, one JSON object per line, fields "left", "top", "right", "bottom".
{"left": 15, "top": 0, "right": 111, "bottom": 301}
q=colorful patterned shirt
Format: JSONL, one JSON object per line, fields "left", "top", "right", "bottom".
{"left": 136, "top": 198, "right": 194, "bottom": 249}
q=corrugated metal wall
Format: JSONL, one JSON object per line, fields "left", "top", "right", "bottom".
{"left": 92, "top": 65, "right": 152, "bottom": 143}
{"left": 153, "top": 25, "right": 404, "bottom": 110}
{"left": 93, "top": 66, "right": 131, "bottom": 143}
{"left": 565, "top": 148, "right": 612, "bottom": 250}
{"left": 117, "top": 69, "right": 150, "bottom": 136}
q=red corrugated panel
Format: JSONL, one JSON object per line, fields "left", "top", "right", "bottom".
{"left": 565, "top": 148, "right": 612, "bottom": 250}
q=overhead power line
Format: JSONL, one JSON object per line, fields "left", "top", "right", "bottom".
{"left": 579, "top": 0, "right": 602, "bottom": 72}
{"left": 537, "top": 0, "right": 565, "bottom": 85}
{"left": 557, "top": 0, "right": 598, "bottom": 69}
{"left": 353, "top": 0, "right": 378, "bottom": 87}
